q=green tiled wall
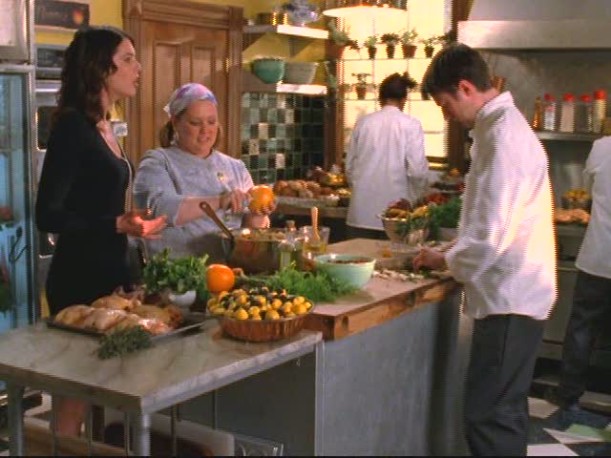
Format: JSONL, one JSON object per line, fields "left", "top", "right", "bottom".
{"left": 241, "top": 93, "right": 326, "bottom": 184}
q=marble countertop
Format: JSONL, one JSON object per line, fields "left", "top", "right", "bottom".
{"left": 0, "top": 320, "right": 321, "bottom": 414}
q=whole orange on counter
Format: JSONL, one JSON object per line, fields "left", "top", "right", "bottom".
{"left": 206, "top": 264, "right": 236, "bottom": 294}
{"left": 248, "top": 185, "right": 275, "bottom": 212}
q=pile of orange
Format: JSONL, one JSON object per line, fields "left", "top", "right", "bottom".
{"left": 206, "top": 264, "right": 236, "bottom": 294}
{"left": 248, "top": 185, "right": 275, "bottom": 213}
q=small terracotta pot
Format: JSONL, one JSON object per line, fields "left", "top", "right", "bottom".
{"left": 356, "top": 85, "right": 367, "bottom": 100}
{"left": 367, "top": 46, "right": 377, "bottom": 60}
{"left": 401, "top": 44, "right": 417, "bottom": 58}
{"left": 385, "top": 45, "right": 396, "bottom": 59}
{"left": 424, "top": 46, "right": 435, "bottom": 58}
{"left": 329, "top": 43, "right": 345, "bottom": 60}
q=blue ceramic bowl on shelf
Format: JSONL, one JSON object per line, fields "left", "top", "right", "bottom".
{"left": 313, "top": 254, "right": 376, "bottom": 289}
{"left": 251, "top": 58, "right": 285, "bottom": 84}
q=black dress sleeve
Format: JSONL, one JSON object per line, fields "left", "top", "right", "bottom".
{"left": 35, "top": 110, "right": 118, "bottom": 235}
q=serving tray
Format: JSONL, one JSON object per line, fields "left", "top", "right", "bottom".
{"left": 46, "top": 312, "right": 213, "bottom": 342}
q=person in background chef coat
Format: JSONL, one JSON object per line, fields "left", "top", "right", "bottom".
{"left": 413, "top": 43, "right": 556, "bottom": 456}
{"left": 545, "top": 137, "right": 611, "bottom": 425}
{"left": 345, "top": 72, "right": 429, "bottom": 239}
{"left": 133, "top": 82, "right": 274, "bottom": 262}
{"left": 36, "top": 26, "right": 167, "bottom": 436}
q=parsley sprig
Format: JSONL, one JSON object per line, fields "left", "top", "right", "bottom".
{"left": 97, "top": 327, "right": 152, "bottom": 360}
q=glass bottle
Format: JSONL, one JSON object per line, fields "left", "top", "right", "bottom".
{"left": 531, "top": 96, "right": 543, "bottom": 130}
{"left": 279, "top": 220, "right": 297, "bottom": 270}
{"left": 559, "top": 93, "right": 575, "bottom": 133}
{"left": 542, "top": 93, "right": 557, "bottom": 131}
{"left": 574, "top": 94, "right": 593, "bottom": 133}
{"left": 593, "top": 89, "right": 607, "bottom": 134}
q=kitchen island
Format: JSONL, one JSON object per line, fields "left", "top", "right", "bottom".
{"left": 177, "top": 238, "right": 471, "bottom": 455}
{"left": 0, "top": 238, "right": 470, "bottom": 456}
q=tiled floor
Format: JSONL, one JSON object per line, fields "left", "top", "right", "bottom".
{"left": 1, "top": 394, "right": 610, "bottom": 456}
{"left": 527, "top": 396, "right": 611, "bottom": 456}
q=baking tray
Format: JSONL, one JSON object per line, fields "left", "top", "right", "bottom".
{"left": 46, "top": 312, "right": 214, "bottom": 342}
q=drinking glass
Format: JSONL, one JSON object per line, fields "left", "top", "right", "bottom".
{"left": 299, "top": 225, "right": 330, "bottom": 270}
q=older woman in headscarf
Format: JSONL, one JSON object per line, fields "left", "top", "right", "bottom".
{"left": 133, "top": 82, "right": 274, "bottom": 261}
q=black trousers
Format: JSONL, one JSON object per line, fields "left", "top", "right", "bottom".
{"left": 465, "top": 314, "right": 544, "bottom": 456}
{"left": 557, "top": 269, "right": 611, "bottom": 405}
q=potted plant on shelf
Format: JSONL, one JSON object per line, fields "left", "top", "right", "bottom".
{"left": 420, "top": 35, "right": 438, "bottom": 58}
{"left": 400, "top": 28, "right": 418, "bottom": 58}
{"left": 364, "top": 35, "right": 378, "bottom": 60}
{"left": 380, "top": 32, "right": 400, "bottom": 59}
{"left": 326, "top": 21, "right": 359, "bottom": 60}
{"left": 352, "top": 73, "right": 371, "bottom": 100}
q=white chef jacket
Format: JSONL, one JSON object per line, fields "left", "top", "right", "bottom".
{"left": 345, "top": 105, "right": 429, "bottom": 230}
{"left": 445, "top": 92, "right": 557, "bottom": 320}
{"left": 576, "top": 136, "right": 611, "bottom": 279}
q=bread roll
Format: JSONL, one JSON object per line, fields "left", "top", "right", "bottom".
{"left": 55, "top": 305, "right": 94, "bottom": 326}
{"left": 131, "top": 304, "right": 172, "bottom": 325}
{"left": 91, "top": 294, "right": 134, "bottom": 311}
{"left": 81, "top": 309, "right": 127, "bottom": 332}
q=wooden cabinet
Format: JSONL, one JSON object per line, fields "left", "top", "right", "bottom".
{"left": 123, "top": 0, "right": 243, "bottom": 164}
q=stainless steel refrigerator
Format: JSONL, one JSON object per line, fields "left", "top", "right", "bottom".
{"left": 0, "top": 0, "right": 38, "bottom": 333}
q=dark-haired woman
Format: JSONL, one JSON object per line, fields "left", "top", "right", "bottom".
{"left": 36, "top": 25, "right": 167, "bottom": 436}
{"left": 345, "top": 72, "right": 429, "bottom": 239}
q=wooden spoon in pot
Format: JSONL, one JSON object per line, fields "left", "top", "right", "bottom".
{"left": 310, "top": 206, "right": 321, "bottom": 243}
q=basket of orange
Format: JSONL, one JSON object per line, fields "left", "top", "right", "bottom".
{"left": 207, "top": 285, "right": 313, "bottom": 342}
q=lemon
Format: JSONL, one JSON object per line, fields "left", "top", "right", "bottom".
{"left": 293, "top": 304, "right": 307, "bottom": 315}
{"left": 211, "top": 307, "right": 226, "bottom": 316}
{"left": 236, "top": 294, "right": 248, "bottom": 306}
{"left": 284, "top": 311, "right": 296, "bottom": 319}
{"left": 266, "top": 310, "right": 281, "bottom": 320}
{"left": 217, "top": 291, "right": 229, "bottom": 300}
{"left": 207, "top": 297, "right": 218, "bottom": 309}
{"left": 234, "top": 308, "right": 249, "bottom": 320}
{"left": 281, "top": 302, "right": 293, "bottom": 314}
{"left": 304, "top": 301, "right": 313, "bottom": 310}
{"left": 271, "top": 298, "right": 282, "bottom": 310}
{"left": 293, "top": 296, "right": 305, "bottom": 305}
{"left": 250, "top": 313, "right": 262, "bottom": 321}
{"left": 248, "top": 306, "right": 261, "bottom": 316}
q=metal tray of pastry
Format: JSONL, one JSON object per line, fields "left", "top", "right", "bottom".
{"left": 46, "top": 312, "right": 213, "bottom": 341}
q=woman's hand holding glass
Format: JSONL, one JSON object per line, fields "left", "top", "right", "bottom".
{"left": 117, "top": 209, "right": 167, "bottom": 239}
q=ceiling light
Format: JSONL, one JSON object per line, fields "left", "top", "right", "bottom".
{"left": 322, "top": 1, "right": 407, "bottom": 18}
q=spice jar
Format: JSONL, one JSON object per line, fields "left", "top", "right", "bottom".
{"left": 574, "top": 94, "right": 593, "bottom": 133}
{"left": 593, "top": 89, "right": 607, "bottom": 133}
{"left": 559, "top": 93, "right": 575, "bottom": 133}
{"left": 542, "top": 93, "right": 557, "bottom": 131}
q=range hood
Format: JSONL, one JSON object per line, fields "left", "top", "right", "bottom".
{"left": 458, "top": 0, "right": 611, "bottom": 50}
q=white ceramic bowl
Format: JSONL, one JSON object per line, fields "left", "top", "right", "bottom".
{"left": 314, "top": 253, "right": 376, "bottom": 289}
{"left": 168, "top": 290, "right": 196, "bottom": 309}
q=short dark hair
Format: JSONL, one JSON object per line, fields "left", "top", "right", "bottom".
{"left": 378, "top": 72, "right": 417, "bottom": 101}
{"left": 421, "top": 43, "right": 492, "bottom": 98}
{"left": 55, "top": 25, "right": 134, "bottom": 126}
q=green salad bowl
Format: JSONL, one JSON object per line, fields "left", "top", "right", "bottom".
{"left": 251, "top": 58, "right": 285, "bottom": 84}
{"left": 314, "top": 254, "right": 376, "bottom": 290}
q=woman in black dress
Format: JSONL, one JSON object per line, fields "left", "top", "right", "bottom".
{"left": 35, "top": 25, "right": 166, "bottom": 436}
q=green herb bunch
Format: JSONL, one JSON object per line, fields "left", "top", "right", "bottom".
{"left": 428, "top": 196, "right": 462, "bottom": 238}
{"left": 246, "top": 265, "right": 356, "bottom": 303}
{"left": 142, "top": 248, "right": 208, "bottom": 295}
{"left": 97, "top": 327, "right": 152, "bottom": 359}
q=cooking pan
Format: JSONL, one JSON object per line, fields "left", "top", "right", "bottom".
{"left": 199, "top": 201, "right": 285, "bottom": 274}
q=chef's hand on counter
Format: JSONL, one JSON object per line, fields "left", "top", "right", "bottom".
{"left": 116, "top": 209, "right": 167, "bottom": 239}
{"left": 413, "top": 246, "right": 447, "bottom": 272}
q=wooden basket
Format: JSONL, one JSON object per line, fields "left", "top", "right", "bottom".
{"left": 219, "top": 313, "right": 309, "bottom": 342}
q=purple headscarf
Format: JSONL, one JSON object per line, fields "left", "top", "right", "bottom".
{"left": 163, "top": 83, "right": 218, "bottom": 118}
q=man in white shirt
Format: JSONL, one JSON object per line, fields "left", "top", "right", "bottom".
{"left": 546, "top": 137, "right": 611, "bottom": 422}
{"left": 413, "top": 44, "right": 557, "bottom": 456}
{"left": 345, "top": 72, "right": 429, "bottom": 239}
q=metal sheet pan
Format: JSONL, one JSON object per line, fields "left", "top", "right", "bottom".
{"left": 46, "top": 312, "right": 213, "bottom": 342}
